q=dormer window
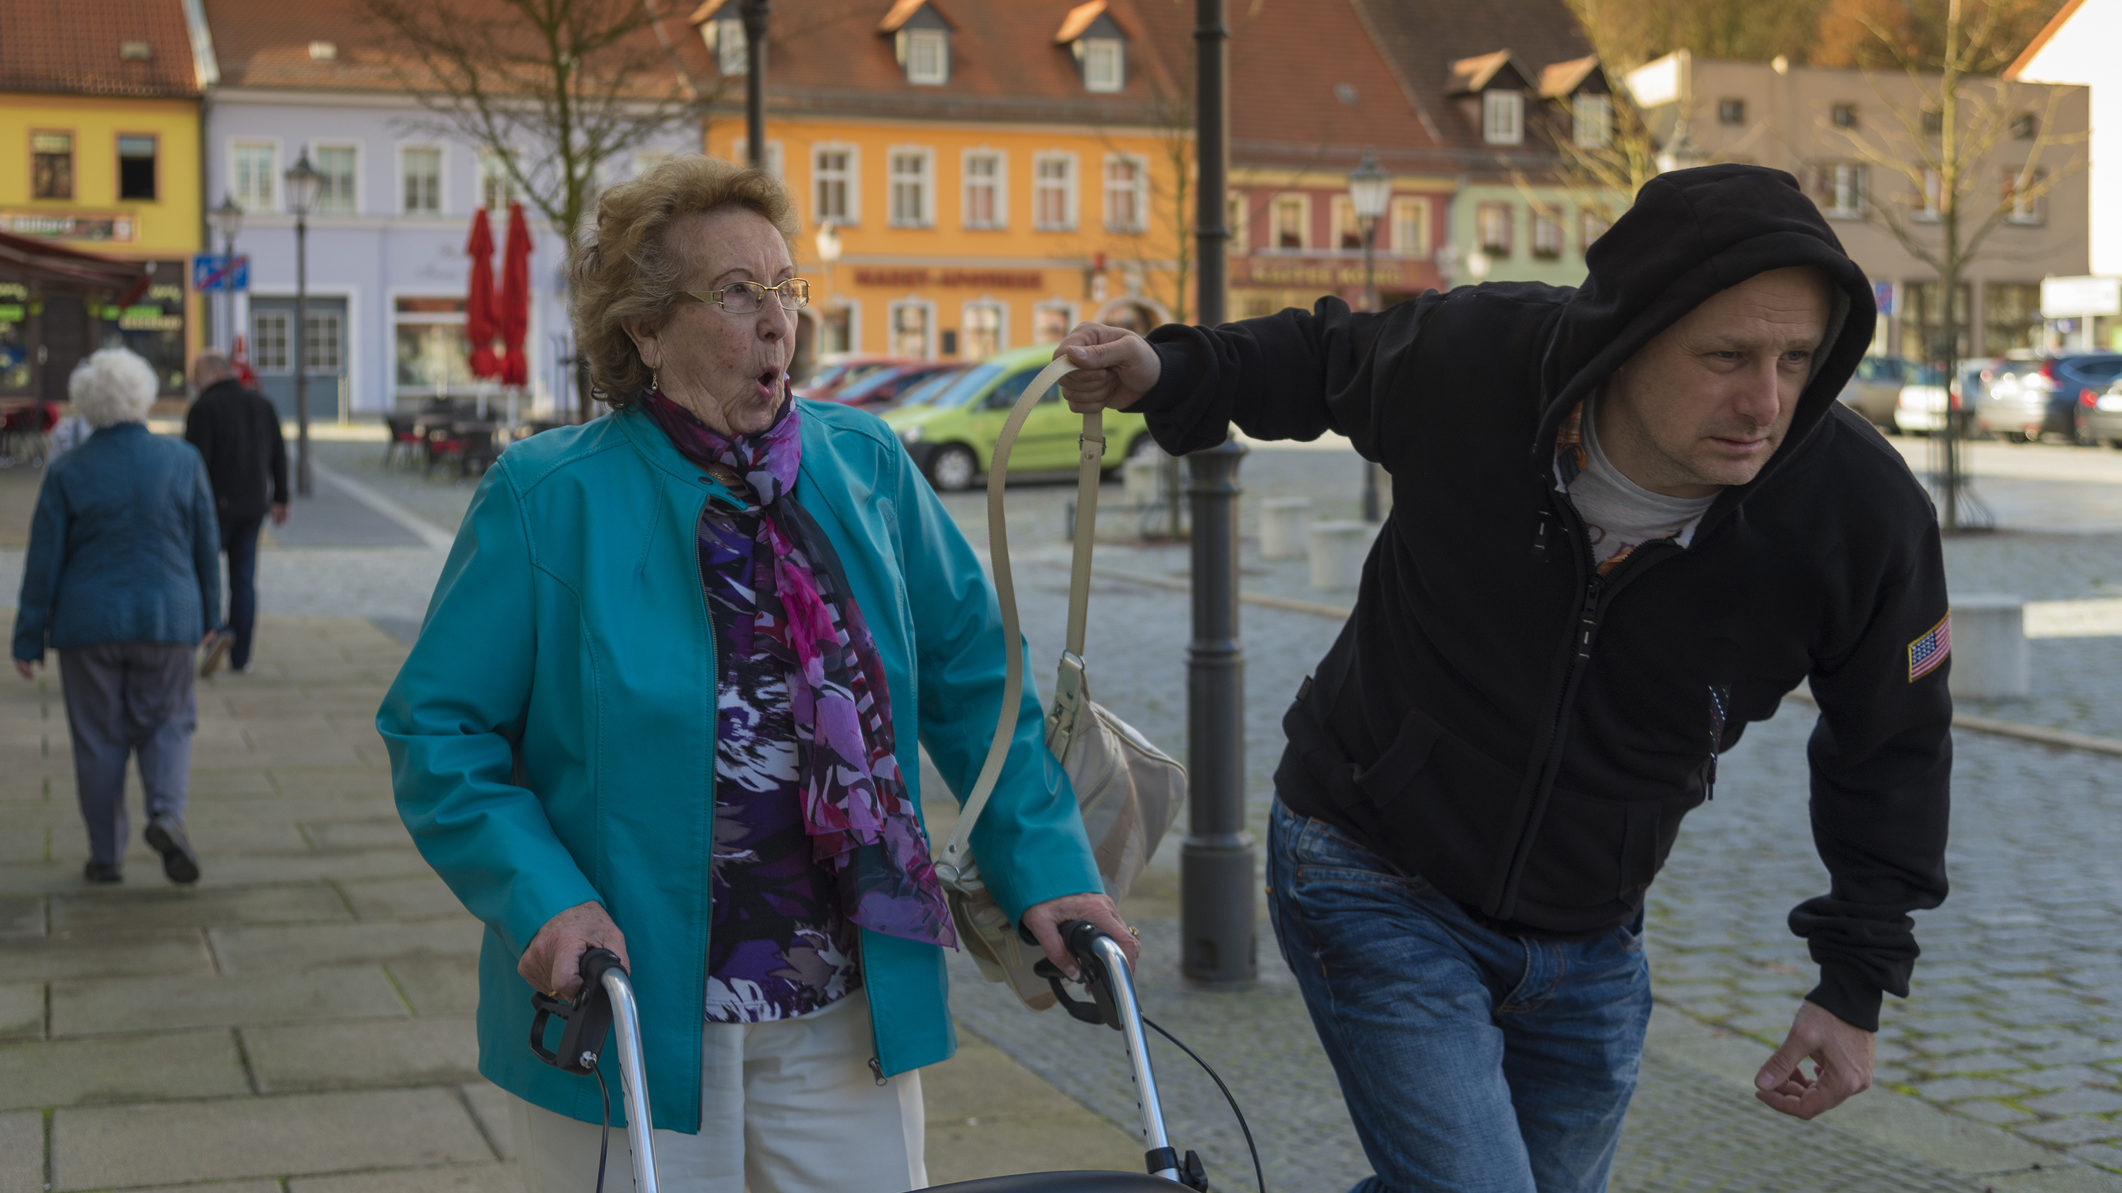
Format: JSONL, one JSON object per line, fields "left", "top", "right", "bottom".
{"left": 1483, "top": 91, "right": 1524, "bottom": 145}
{"left": 1572, "top": 92, "right": 1610, "bottom": 148}
{"left": 901, "top": 27, "right": 948, "bottom": 84}
{"left": 1081, "top": 38, "right": 1124, "bottom": 91}
{"left": 1057, "top": 4, "right": 1128, "bottom": 94}
{"left": 715, "top": 17, "right": 747, "bottom": 75}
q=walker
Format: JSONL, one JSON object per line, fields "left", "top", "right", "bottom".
{"left": 530, "top": 920, "right": 1256, "bottom": 1193}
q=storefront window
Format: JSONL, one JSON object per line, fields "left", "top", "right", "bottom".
{"left": 103, "top": 262, "right": 187, "bottom": 392}
{"left": 0, "top": 283, "right": 30, "bottom": 393}
{"left": 394, "top": 296, "right": 472, "bottom": 391}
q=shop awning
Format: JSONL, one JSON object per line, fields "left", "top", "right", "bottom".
{"left": 0, "top": 231, "right": 154, "bottom": 304}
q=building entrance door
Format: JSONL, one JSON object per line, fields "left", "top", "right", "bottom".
{"left": 251, "top": 297, "right": 347, "bottom": 420}
{"left": 37, "top": 295, "right": 92, "bottom": 403}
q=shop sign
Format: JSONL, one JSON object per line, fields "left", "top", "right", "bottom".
{"left": 0, "top": 210, "right": 137, "bottom": 243}
{"left": 851, "top": 267, "right": 1045, "bottom": 289}
{"left": 0, "top": 305, "right": 23, "bottom": 323}
{"left": 1231, "top": 256, "right": 1420, "bottom": 288}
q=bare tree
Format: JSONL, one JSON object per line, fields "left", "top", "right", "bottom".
{"left": 1827, "top": 0, "right": 2084, "bottom": 531}
{"left": 362, "top": 0, "right": 718, "bottom": 249}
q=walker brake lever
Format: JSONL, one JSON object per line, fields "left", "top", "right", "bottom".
{"left": 528, "top": 947, "right": 626, "bottom": 1074}
{"left": 1025, "top": 919, "right": 1123, "bottom": 1029}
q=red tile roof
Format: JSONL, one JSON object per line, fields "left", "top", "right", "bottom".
{"left": 1128, "top": 0, "right": 1443, "bottom": 172}
{"left": 720, "top": 0, "right": 1187, "bottom": 128}
{"left": 0, "top": 0, "right": 201, "bottom": 98}
{"left": 205, "top": 0, "right": 708, "bottom": 98}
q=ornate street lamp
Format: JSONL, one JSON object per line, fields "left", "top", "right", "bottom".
{"left": 209, "top": 195, "right": 244, "bottom": 353}
{"left": 283, "top": 150, "right": 322, "bottom": 497}
{"left": 1346, "top": 153, "right": 1390, "bottom": 521}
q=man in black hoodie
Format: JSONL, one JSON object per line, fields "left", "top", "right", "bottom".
{"left": 185, "top": 354, "right": 289, "bottom": 677}
{"left": 1058, "top": 165, "right": 1950, "bottom": 1193}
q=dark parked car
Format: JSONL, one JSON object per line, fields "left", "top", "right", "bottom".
{"left": 1976, "top": 352, "right": 2122, "bottom": 443}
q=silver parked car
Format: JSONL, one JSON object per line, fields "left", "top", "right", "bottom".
{"left": 1836, "top": 354, "right": 1913, "bottom": 430}
{"left": 2085, "top": 378, "right": 2122, "bottom": 448}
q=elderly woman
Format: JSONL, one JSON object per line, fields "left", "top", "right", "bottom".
{"left": 378, "top": 156, "right": 1131, "bottom": 1193}
{"left": 12, "top": 347, "right": 218, "bottom": 885}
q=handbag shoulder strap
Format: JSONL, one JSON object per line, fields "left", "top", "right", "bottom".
{"left": 937, "top": 357, "right": 1104, "bottom": 878}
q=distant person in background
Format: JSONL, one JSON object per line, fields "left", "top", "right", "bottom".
{"left": 185, "top": 353, "right": 288, "bottom": 678}
{"left": 12, "top": 347, "right": 219, "bottom": 885}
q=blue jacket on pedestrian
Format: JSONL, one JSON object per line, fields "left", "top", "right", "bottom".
{"left": 11, "top": 423, "right": 222, "bottom": 662}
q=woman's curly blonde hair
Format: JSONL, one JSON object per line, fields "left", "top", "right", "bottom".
{"left": 567, "top": 155, "right": 798, "bottom": 409}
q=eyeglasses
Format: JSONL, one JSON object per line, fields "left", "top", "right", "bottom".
{"left": 682, "top": 278, "right": 811, "bottom": 314}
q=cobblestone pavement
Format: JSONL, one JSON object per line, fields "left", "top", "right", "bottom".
{"left": 8, "top": 424, "right": 2122, "bottom": 1187}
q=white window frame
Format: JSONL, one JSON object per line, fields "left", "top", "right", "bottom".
{"left": 732, "top": 138, "right": 785, "bottom": 180}
{"left": 1082, "top": 38, "right": 1124, "bottom": 92}
{"left": 1102, "top": 153, "right": 1148, "bottom": 233}
{"left": 1572, "top": 93, "right": 1611, "bottom": 149}
{"left": 2004, "top": 167, "right": 2047, "bottom": 226}
{"left": 304, "top": 308, "right": 345, "bottom": 372}
{"left": 887, "top": 297, "right": 936, "bottom": 359}
{"left": 1270, "top": 194, "right": 1309, "bottom": 251}
{"left": 960, "top": 298, "right": 1008, "bottom": 359}
{"left": 1476, "top": 201, "right": 1513, "bottom": 255}
{"left": 821, "top": 298, "right": 860, "bottom": 356}
{"left": 229, "top": 138, "right": 279, "bottom": 212}
{"left": 1329, "top": 195, "right": 1366, "bottom": 251}
{"left": 397, "top": 143, "right": 445, "bottom": 217}
{"left": 812, "top": 143, "right": 859, "bottom": 226}
{"left": 1915, "top": 169, "right": 1943, "bottom": 222}
{"left": 1389, "top": 196, "right": 1429, "bottom": 257}
{"left": 1482, "top": 90, "right": 1524, "bottom": 145}
{"left": 1823, "top": 162, "right": 1866, "bottom": 218}
{"left": 308, "top": 141, "right": 361, "bottom": 216}
{"left": 962, "top": 148, "right": 1006, "bottom": 230}
{"left": 1033, "top": 151, "right": 1078, "bottom": 231}
{"left": 889, "top": 147, "right": 935, "bottom": 228}
{"left": 478, "top": 149, "right": 521, "bottom": 211}
{"left": 1032, "top": 299, "right": 1078, "bottom": 343}
{"left": 252, "top": 310, "right": 293, "bottom": 373}
{"left": 905, "top": 27, "right": 949, "bottom": 85}
{"left": 717, "top": 17, "right": 748, "bottom": 75}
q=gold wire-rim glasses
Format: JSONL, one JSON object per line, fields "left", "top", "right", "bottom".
{"left": 681, "top": 278, "right": 812, "bottom": 314}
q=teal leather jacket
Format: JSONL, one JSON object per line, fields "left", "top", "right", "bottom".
{"left": 376, "top": 401, "right": 1100, "bottom": 1131}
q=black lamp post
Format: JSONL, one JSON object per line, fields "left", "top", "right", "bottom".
{"left": 209, "top": 195, "right": 243, "bottom": 352}
{"left": 1347, "top": 153, "right": 1390, "bottom": 522}
{"left": 742, "top": 0, "right": 769, "bottom": 169}
{"left": 283, "top": 150, "right": 322, "bottom": 498}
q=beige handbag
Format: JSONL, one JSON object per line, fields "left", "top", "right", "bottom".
{"left": 934, "top": 358, "right": 1187, "bottom": 1011}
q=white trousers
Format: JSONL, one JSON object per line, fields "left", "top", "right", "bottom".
{"left": 513, "top": 990, "right": 927, "bottom": 1193}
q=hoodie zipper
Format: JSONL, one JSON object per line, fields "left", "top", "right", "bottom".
{"left": 1496, "top": 494, "right": 1674, "bottom": 921}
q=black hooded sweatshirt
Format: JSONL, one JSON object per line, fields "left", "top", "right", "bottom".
{"left": 1136, "top": 165, "right": 1951, "bottom": 1033}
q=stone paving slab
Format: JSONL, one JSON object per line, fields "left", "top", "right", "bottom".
{"left": 304, "top": 819, "right": 418, "bottom": 851}
{"left": 459, "top": 1081, "right": 517, "bottom": 1163}
{"left": 0, "top": 828, "right": 47, "bottom": 862}
{"left": 51, "top": 1088, "right": 494, "bottom": 1190}
{"left": 48, "top": 883, "right": 351, "bottom": 935}
{"left": 386, "top": 955, "right": 482, "bottom": 1017}
{"left": 50, "top": 965, "right": 407, "bottom": 1036}
{"left": 243, "top": 1015, "right": 482, "bottom": 1093}
{"left": 0, "top": 1110, "right": 41, "bottom": 1193}
{"left": 0, "top": 897, "right": 39, "bottom": 938}
{"left": 210, "top": 919, "right": 483, "bottom": 974}
{"left": 289, "top": 1163, "right": 520, "bottom": 1193}
{"left": 0, "top": 981, "right": 40, "bottom": 1038}
{"left": 0, "top": 1028, "right": 250, "bottom": 1110}
{"left": 337, "top": 875, "right": 469, "bottom": 921}
{"left": 0, "top": 930, "right": 214, "bottom": 981}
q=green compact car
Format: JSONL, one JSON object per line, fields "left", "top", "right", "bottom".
{"left": 882, "top": 343, "right": 1157, "bottom": 491}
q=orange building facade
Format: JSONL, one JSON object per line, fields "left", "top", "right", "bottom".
{"left": 693, "top": 0, "right": 1187, "bottom": 362}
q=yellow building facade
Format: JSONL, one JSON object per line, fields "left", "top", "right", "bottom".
{"left": 0, "top": 92, "right": 203, "bottom": 396}
{"left": 711, "top": 116, "right": 1184, "bottom": 363}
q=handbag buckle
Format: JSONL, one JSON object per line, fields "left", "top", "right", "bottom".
{"left": 1049, "top": 652, "right": 1088, "bottom": 755}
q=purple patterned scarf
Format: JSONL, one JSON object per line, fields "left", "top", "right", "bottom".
{"left": 642, "top": 389, "right": 958, "bottom": 950}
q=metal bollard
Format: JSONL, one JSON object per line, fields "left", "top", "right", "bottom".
{"left": 1182, "top": 438, "right": 1256, "bottom": 989}
{"left": 1124, "top": 456, "right": 1163, "bottom": 509}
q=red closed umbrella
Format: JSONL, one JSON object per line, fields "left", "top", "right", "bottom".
{"left": 497, "top": 202, "right": 533, "bottom": 387}
{"left": 465, "top": 208, "right": 501, "bottom": 380}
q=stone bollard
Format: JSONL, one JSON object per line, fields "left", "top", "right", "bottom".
{"left": 1948, "top": 594, "right": 2028, "bottom": 699}
{"left": 1260, "top": 497, "right": 1311, "bottom": 560}
{"left": 1309, "top": 520, "right": 1373, "bottom": 591}
{"left": 1123, "top": 456, "right": 1163, "bottom": 508}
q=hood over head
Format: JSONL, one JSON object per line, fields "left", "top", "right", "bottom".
{"left": 1536, "top": 165, "right": 1877, "bottom": 478}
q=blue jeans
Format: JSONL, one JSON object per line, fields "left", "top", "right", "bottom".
{"left": 1266, "top": 799, "right": 1652, "bottom": 1193}
{"left": 218, "top": 514, "right": 262, "bottom": 669}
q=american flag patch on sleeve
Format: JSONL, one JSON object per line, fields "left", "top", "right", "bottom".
{"left": 1908, "top": 614, "right": 1951, "bottom": 681}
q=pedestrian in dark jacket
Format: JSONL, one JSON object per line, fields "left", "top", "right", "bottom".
{"left": 12, "top": 347, "right": 219, "bottom": 885}
{"left": 1058, "top": 164, "right": 1951, "bottom": 1193}
{"left": 184, "top": 353, "right": 288, "bottom": 677}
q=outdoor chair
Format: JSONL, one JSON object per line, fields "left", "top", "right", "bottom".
{"left": 426, "top": 422, "right": 499, "bottom": 480}
{"left": 381, "top": 415, "right": 423, "bottom": 469}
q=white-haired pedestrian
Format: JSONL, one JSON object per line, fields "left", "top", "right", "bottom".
{"left": 11, "top": 346, "right": 220, "bottom": 884}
